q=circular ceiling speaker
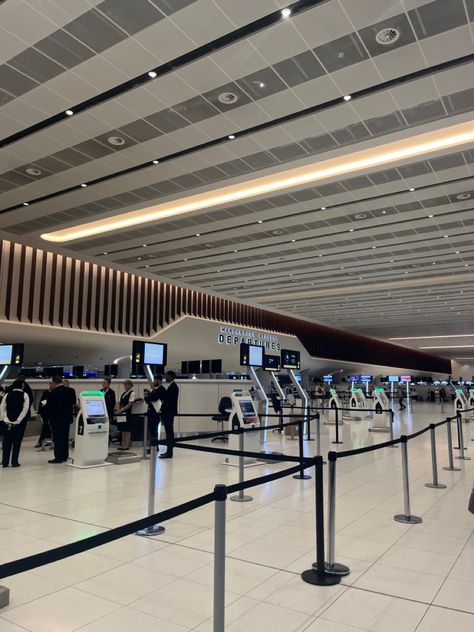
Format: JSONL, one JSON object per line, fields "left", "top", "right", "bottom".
{"left": 218, "top": 92, "right": 238, "bottom": 104}
{"left": 456, "top": 192, "right": 471, "bottom": 200}
{"left": 25, "top": 167, "right": 42, "bottom": 176}
{"left": 272, "top": 229, "right": 285, "bottom": 235}
{"left": 375, "top": 27, "right": 400, "bottom": 45}
{"left": 354, "top": 212, "right": 367, "bottom": 220}
{"left": 107, "top": 135, "right": 126, "bottom": 146}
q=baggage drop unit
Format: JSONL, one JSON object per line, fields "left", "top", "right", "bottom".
{"left": 70, "top": 391, "right": 111, "bottom": 468}
{"left": 369, "top": 387, "right": 391, "bottom": 432}
{"left": 224, "top": 390, "right": 261, "bottom": 467}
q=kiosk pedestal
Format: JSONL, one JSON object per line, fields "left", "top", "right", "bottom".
{"left": 69, "top": 391, "right": 111, "bottom": 468}
{"left": 326, "top": 389, "right": 343, "bottom": 425}
{"left": 369, "top": 388, "right": 391, "bottom": 432}
{"left": 224, "top": 391, "right": 261, "bottom": 467}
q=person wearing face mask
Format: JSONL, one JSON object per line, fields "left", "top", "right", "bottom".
{"left": 159, "top": 371, "right": 179, "bottom": 459}
{"left": 0, "top": 379, "right": 30, "bottom": 468}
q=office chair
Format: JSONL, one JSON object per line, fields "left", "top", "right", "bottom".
{"left": 212, "top": 396, "right": 232, "bottom": 443}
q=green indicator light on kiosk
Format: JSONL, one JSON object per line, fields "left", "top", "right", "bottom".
{"left": 80, "top": 391, "right": 104, "bottom": 396}
{"left": 330, "top": 388, "right": 336, "bottom": 393}
{"left": 375, "top": 388, "right": 384, "bottom": 392}
{"left": 456, "top": 389, "right": 463, "bottom": 393}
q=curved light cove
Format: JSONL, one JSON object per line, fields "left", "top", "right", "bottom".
{"left": 41, "top": 121, "right": 474, "bottom": 243}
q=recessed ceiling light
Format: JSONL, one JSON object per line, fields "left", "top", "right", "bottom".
{"left": 80, "top": 183, "right": 87, "bottom": 188}
{"left": 343, "top": 95, "right": 352, "bottom": 101}
{"left": 320, "top": 206, "right": 326, "bottom": 210}
{"left": 145, "top": 265, "right": 150, "bottom": 268}
{"left": 22, "top": 202, "right": 29, "bottom": 206}
{"left": 258, "top": 82, "right": 265, "bottom": 88}
{"left": 41, "top": 121, "right": 474, "bottom": 243}
{"left": 372, "top": 246, "right": 376, "bottom": 249}
{"left": 103, "top": 252, "right": 108, "bottom": 255}
{"left": 408, "top": 187, "right": 415, "bottom": 191}
{"left": 195, "top": 233, "right": 200, "bottom": 236}
{"left": 183, "top": 258, "right": 187, "bottom": 261}
{"left": 25, "top": 167, "right": 42, "bottom": 176}
{"left": 444, "top": 235, "right": 449, "bottom": 238}
{"left": 455, "top": 251, "right": 460, "bottom": 254}
{"left": 257, "top": 220, "right": 263, "bottom": 224}
{"left": 65, "top": 109, "right": 74, "bottom": 116}
{"left": 349, "top": 228, "right": 354, "bottom": 232}
{"left": 142, "top": 244, "right": 147, "bottom": 247}
{"left": 428, "top": 214, "right": 434, "bottom": 218}
{"left": 148, "top": 71, "right": 157, "bottom": 78}
{"left": 228, "top": 134, "right": 235, "bottom": 140}
{"left": 233, "top": 249, "right": 238, "bottom": 252}
{"left": 137, "top": 257, "right": 142, "bottom": 261}
{"left": 281, "top": 8, "right": 291, "bottom": 18}
{"left": 108, "top": 135, "right": 125, "bottom": 146}
{"left": 152, "top": 160, "right": 159, "bottom": 165}
{"left": 291, "top": 239, "right": 296, "bottom": 242}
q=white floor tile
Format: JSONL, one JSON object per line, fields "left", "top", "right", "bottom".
{"left": 132, "top": 543, "right": 212, "bottom": 576}
{"left": 354, "top": 562, "right": 445, "bottom": 602}
{"left": 433, "top": 577, "right": 474, "bottom": 613}
{"left": 76, "top": 606, "right": 191, "bottom": 632}
{"left": 378, "top": 544, "right": 457, "bottom": 577}
{"left": 415, "top": 604, "right": 474, "bottom": 631}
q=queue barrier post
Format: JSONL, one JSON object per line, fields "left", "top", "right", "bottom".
{"left": 136, "top": 438, "right": 165, "bottom": 537}
{"left": 142, "top": 414, "right": 149, "bottom": 461}
{"left": 315, "top": 413, "right": 321, "bottom": 457}
{"left": 324, "top": 453, "right": 350, "bottom": 576}
{"left": 230, "top": 431, "right": 253, "bottom": 502}
{"left": 332, "top": 407, "right": 343, "bottom": 445}
{"left": 443, "top": 418, "right": 461, "bottom": 472}
{"left": 394, "top": 436, "right": 422, "bottom": 524}
{"left": 293, "top": 418, "right": 311, "bottom": 480}
{"left": 213, "top": 484, "right": 226, "bottom": 632}
{"left": 306, "top": 407, "right": 314, "bottom": 441}
{"left": 389, "top": 409, "right": 397, "bottom": 448}
{"left": 425, "top": 424, "right": 446, "bottom": 489}
{"left": 455, "top": 411, "right": 470, "bottom": 460}
{"left": 302, "top": 456, "right": 341, "bottom": 587}
{"left": 0, "top": 586, "right": 9, "bottom": 609}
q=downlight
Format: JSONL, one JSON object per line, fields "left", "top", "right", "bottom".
{"left": 25, "top": 167, "right": 42, "bottom": 176}
{"left": 375, "top": 27, "right": 400, "bottom": 46}
{"left": 456, "top": 192, "right": 471, "bottom": 200}
{"left": 218, "top": 92, "right": 238, "bottom": 104}
{"left": 107, "top": 136, "right": 126, "bottom": 146}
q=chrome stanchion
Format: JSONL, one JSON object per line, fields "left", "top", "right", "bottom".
{"left": 455, "top": 412, "right": 471, "bottom": 460}
{"left": 213, "top": 484, "right": 226, "bottom": 632}
{"left": 0, "top": 586, "right": 9, "bottom": 609}
{"left": 425, "top": 424, "right": 447, "bottom": 489}
{"left": 142, "top": 414, "right": 149, "bottom": 461}
{"left": 324, "top": 453, "right": 350, "bottom": 576}
{"left": 230, "top": 431, "right": 253, "bottom": 502}
{"left": 394, "top": 436, "right": 422, "bottom": 524}
{"left": 443, "top": 418, "right": 461, "bottom": 471}
{"left": 389, "top": 409, "right": 397, "bottom": 447}
{"left": 137, "top": 438, "right": 165, "bottom": 537}
{"left": 293, "top": 419, "right": 311, "bottom": 480}
{"left": 302, "top": 457, "right": 341, "bottom": 587}
{"left": 315, "top": 413, "right": 321, "bottom": 458}
{"left": 332, "top": 407, "right": 343, "bottom": 445}
{"left": 306, "top": 407, "right": 314, "bottom": 441}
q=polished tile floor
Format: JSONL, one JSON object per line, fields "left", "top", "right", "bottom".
{"left": 0, "top": 401, "right": 473, "bottom": 631}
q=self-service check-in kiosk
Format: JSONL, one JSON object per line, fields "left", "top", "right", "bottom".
{"left": 224, "top": 391, "right": 260, "bottom": 467}
{"left": 369, "top": 387, "right": 391, "bottom": 432}
{"left": 348, "top": 388, "right": 368, "bottom": 420}
{"left": 326, "top": 388, "right": 343, "bottom": 425}
{"left": 469, "top": 389, "right": 474, "bottom": 409}
{"left": 455, "top": 388, "right": 472, "bottom": 422}
{"left": 70, "top": 391, "right": 110, "bottom": 468}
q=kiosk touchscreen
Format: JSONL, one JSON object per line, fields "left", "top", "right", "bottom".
{"left": 225, "top": 391, "right": 260, "bottom": 466}
{"left": 71, "top": 391, "right": 110, "bottom": 468}
{"left": 369, "top": 388, "right": 391, "bottom": 432}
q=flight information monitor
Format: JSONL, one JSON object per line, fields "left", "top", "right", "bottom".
{"left": 400, "top": 375, "right": 413, "bottom": 382}
{"left": 280, "top": 349, "right": 300, "bottom": 370}
{"left": 132, "top": 340, "right": 168, "bottom": 367}
{"left": 264, "top": 354, "right": 280, "bottom": 371}
{"left": 240, "top": 343, "right": 263, "bottom": 367}
{"left": 388, "top": 375, "right": 399, "bottom": 382}
{"left": 348, "top": 375, "right": 359, "bottom": 382}
{"left": 360, "top": 375, "right": 373, "bottom": 382}
{"left": 0, "top": 343, "right": 24, "bottom": 366}
{"left": 323, "top": 375, "right": 333, "bottom": 383}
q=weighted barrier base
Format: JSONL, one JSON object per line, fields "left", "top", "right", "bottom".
{"left": 455, "top": 455, "right": 471, "bottom": 461}
{"left": 0, "top": 586, "right": 10, "bottom": 609}
{"left": 293, "top": 473, "right": 311, "bottom": 480}
{"left": 443, "top": 466, "right": 462, "bottom": 471}
{"left": 394, "top": 513, "right": 422, "bottom": 524}
{"left": 301, "top": 569, "right": 340, "bottom": 586}
{"left": 313, "top": 561, "right": 350, "bottom": 577}
{"left": 230, "top": 494, "right": 253, "bottom": 502}
{"left": 136, "top": 525, "right": 165, "bottom": 537}
{"left": 369, "top": 427, "right": 390, "bottom": 433}
{"left": 425, "top": 482, "right": 447, "bottom": 489}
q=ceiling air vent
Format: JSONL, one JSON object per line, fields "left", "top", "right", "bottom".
{"left": 218, "top": 92, "right": 238, "bottom": 104}
{"left": 375, "top": 27, "right": 400, "bottom": 46}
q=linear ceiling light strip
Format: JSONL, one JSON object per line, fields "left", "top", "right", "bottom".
{"left": 2, "top": 53, "right": 472, "bottom": 216}
{"left": 41, "top": 121, "right": 474, "bottom": 243}
{"left": 0, "top": 0, "right": 322, "bottom": 149}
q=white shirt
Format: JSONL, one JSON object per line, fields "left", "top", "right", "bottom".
{"left": 0, "top": 389, "right": 30, "bottom": 425}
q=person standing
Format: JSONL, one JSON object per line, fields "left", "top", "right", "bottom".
{"left": 46, "top": 375, "right": 77, "bottom": 463}
{"left": 398, "top": 386, "right": 406, "bottom": 411}
{"left": 117, "top": 380, "right": 135, "bottom": 450}
{"left": 0, "top": 379, "right": 30, "bottom": 467}
{"left": 15, "top": 373, "right": 34, "bottom": 419}
{"left": 160, "top": 371, "right": 179, "bottom": 459}
{"left": 101, "top": 377, "right": 116, "bottom": 424}
{"left": 35, "top": 386, "right": 52, "bottom": 448}
{"left": 144, "top": 375, "right": 166, "bottom": 442}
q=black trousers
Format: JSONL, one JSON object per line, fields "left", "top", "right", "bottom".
{"left": 2, "top": 421, "right": 26, "bottom": 466}
{"left": 148, "top": 411, "right": 161, "bottom": 442}
{"left": 50, "top": 420, "right": 71, "bottom": 462}
{"left": 162, "top": 413, "right": 175, "bottom": 455}
{"left": 38, "top": 419, "right": 51, "bottom": 443}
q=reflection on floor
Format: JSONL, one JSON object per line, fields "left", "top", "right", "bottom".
{"left": 0, "top": 402, "right": 473, "bottom": 631}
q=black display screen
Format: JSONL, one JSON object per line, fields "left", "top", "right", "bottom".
{"left": 264, "top": 354, "right": 280, "bottom": 371}
{"left": 280, "top": 349, "right": 300, "bottom": 370}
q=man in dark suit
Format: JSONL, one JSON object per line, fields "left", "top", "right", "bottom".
{"left": 101, "top": 377, "right": 116, "bottom": 424}
{"left": 46, "top": 375, "right": 77, "bottom": 463}
{"left": 144, "top": 374, "right": 166, "bottom": 442}
{"left": 160, "top": 371, "right": 179, "bottom": 459}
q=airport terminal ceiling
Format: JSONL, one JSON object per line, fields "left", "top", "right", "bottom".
{"left": 0, "top": 0, "right": 473, "bottom": 368}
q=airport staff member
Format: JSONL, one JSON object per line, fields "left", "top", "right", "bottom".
{"left": 117, "top": 380, "right": 135, "bottom": 451}
{"left": 46, "top": 375, "right": 77, "bottom": 463}
{"left": 144, "top": 375, "right": 166, "bottom": 442}
{"left": 101, "top": 377, "right": 116, "bottom": 424}
{"left": 15, "top": 373, "right": 34, "bottom": 418}
{"left": 0, "top": 379, "right": 30, "bottom": 468}
{"left": 35, "top": 385, "right": 52, "bottom": 448}
{"left": 160, "top": 371, "right": 179, "bottom": 459}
